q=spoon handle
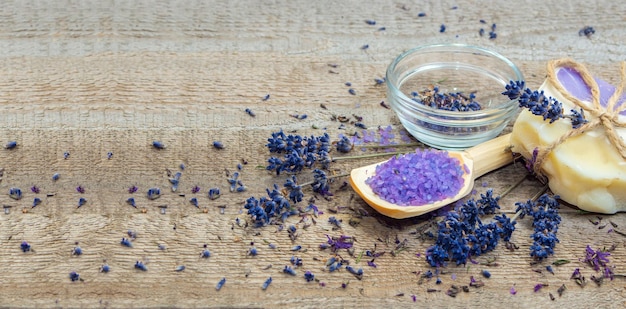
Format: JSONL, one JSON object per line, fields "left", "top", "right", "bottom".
{"left": 464, "top": 133, "right": 513, "bottom": 178}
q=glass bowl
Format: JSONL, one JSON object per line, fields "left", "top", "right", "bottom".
{"left": 386, "top": 44, "right": 524, "bottom": 150}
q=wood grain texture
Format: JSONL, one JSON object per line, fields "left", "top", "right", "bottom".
{"left": 1, "top": 1, "right": 625, "bottom": 308}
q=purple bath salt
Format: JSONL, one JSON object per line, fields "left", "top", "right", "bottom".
{"left": 365, "top": 149, "right": 465, "bottom": 206}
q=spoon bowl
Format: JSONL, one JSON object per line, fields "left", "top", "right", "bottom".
{"left": 349, "top": 134, "right": 512, "bottom": 219}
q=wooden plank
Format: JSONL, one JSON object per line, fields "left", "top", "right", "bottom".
{"left": 1, "top": 1, "right": 625, "bottom": 308}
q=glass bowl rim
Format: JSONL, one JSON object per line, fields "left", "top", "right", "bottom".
{"left": 385, "top": 43, "right": 524, "bottom": 118}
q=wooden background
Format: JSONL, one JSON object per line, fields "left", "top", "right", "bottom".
{"left": 0, "top": 1, "right": 625, "bottom": 308}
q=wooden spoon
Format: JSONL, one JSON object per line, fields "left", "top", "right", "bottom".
{"left": 349, "top": 133, "right": 513, "bottom": 219}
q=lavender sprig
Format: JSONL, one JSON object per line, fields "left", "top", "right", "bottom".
{"left": 425, "top": 190, "right": 535, "bottom": 267}
{"left": 514, "top": 194, "right": 561, "bottom": 261}
{"left": 502, "top": 80, "right": 587, "bottom": 129}
{"left": 265, "top": 131, "right": 331, "bottom": 175}
{"left": 244, "top": 186, "right": 297, "bottom": 227}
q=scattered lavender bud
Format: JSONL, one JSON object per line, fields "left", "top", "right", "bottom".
{"left": 152, "top": 141, "right": 165, "bottom": 149}
{"left": 191, "top": 185, "right": 201, "bottom": 194}
{"left": 63, "top": 152, "right": 70, "bottom": 159}
{"left": 348, "top": 88, "right": 356, "bottom": 95}
{"left": 126, "top": 197, "right": 136, "bottom": 208}
{"left": 201, "top": 248, "right": 211, "bottom": 258}
{"left": 345, "top": 82, "right": 352, "bottom": 87}
{"left": 365, "top": 19, "right": 376, "bottom": 25}
{"left": 175, "top": 265, "right": 186, "bottom": 272}
{"left": 262, "top": 94, "right": 270, "bottom": 101}
{"left": 32, "top": 197, "right": 42, "bottom": 208}
{"left": 208, "top": 188, "right": 221, "bottom": 200}
{"left": 354, "top": 122, "right": 367, "bottom": 129}
{"left": 262, "top": 277, "right": 272, "bottom": 290}
{"left": 121, "top": 238, "right": 133, "bottom": 247}
{"left": 248, "top": 247, "right": 258, "bottom": 256}
{"left": 128, "top": 185, "right": 138, "bottom": 194}
{"left": 346, "top": 265, "right": 364, "bottom": 279}
{"left": 135, "top": 261, "right": 147, "bottom": 271}
{"left": 147, "top": 188, "right": 161, "bottom": 200}
{"left": 578, "top": 26, "right": 595, "bottom": 38}
{"left": 237, "top": 163, "right": 243, "bottom": 170}
{"left": 9, "top": 188, "right": 22, "bottom": 200}
{"left": 283, "top": 265, "right": 297, "bottom": 276}
{"left": 418, "top": 12, "right": 427, "bottom": 17}
{"left": 228, "top": 172, "right": 239, "bottom": 192}
{"left": 100, "top": 264, "right": 110, "bottom": 273}
{"left": 76, "top": 186, "right": 85, "bottom": 194}
{"left": 290, "top": 114, "right": 307, "bottom": 120}
{"left": 290, "top": 256, "right": 303, "bottom": 266}
{"left": 440, "top": 24, "right": 446, "bottom": 33}
{"left": 30, "top": 186, "right": 40, "bottom": 193}
{"left": 213, "top": 141, "right": 224, "bottom": 149}
{"left": 482, "top": 270, "right": 491, "bottom": 278}
{"left": 69, "top": 271, "right": 80, "bottom": 282}
{"left": 77, "top": 197, "right": 87, "bottom": 208}
{"left": 328, "top": 216, "right": 342, "bottom": 229}
{"left": 52, "top": 173, "right": 60, "bottom": 181}
{"left": 216, "top": 277, "right": 226, "bottom": 291}
{"left": 107, "top": 152, "right": 113, "bottom": 159}
{"left": 361, "top": 44, "right": 369, "bottom": 50}
{"left": 245, "top": 108, "right": 256, "bottom": 117}
{"left": 189, "top": 197, "right": 199, "bottom": 208}
{"left": 21, "top": 241, "right": 31, "bottom": 252}
{"left": 5, "top": 141, "right": 17, "bottom": 149}
{"left": 304, "top": 271, "right": 315, "bottom": 282}
{"left": 583, "top": 245, "right": 613, "bottom": 279}
{"left": 291, "top": 245, "right": 302, "bottom": 251}
{"left": 72, "top": 246, "right": 83, "bottom": 256}
{"left": 534, "top": 283, "right": 545, "bottom": 292}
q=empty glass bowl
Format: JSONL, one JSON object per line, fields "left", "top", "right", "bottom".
{"left": 386, "top": 44, "right": 524, "bottom": 149}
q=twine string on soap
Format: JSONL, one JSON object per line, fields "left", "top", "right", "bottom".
{"left": 532, "top": 59, "right": 626, "bottom": 175}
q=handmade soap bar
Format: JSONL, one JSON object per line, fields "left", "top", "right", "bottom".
{"left": 510, "top": 65, "right": 626, "bottom": 214}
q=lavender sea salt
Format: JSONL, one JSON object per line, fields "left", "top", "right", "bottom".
{"left": 365, "top": 149, "right": 465, "bottom": 206}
